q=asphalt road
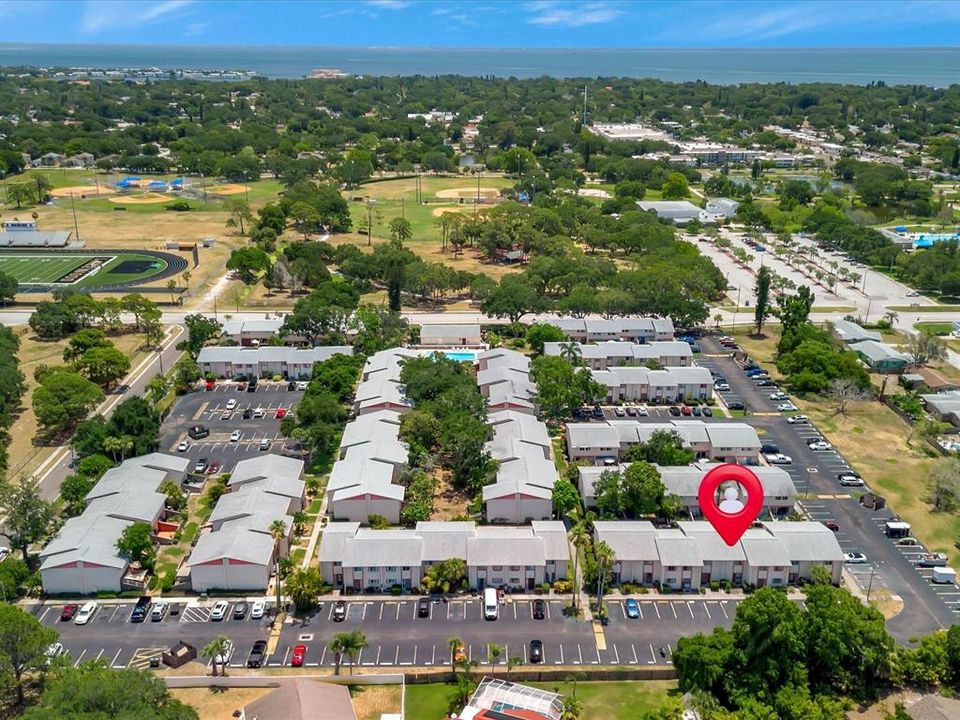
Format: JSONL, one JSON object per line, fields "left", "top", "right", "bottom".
{"left": 698, "top": 337, "right": 960, "bottom": 640}
{"left": 30, "top": 596, "right": 747, "bottom": 670}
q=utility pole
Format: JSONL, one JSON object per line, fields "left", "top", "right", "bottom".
{"left": 69, "top": 191, "right": 80, "bottom": 242}
{"left": 582, "top": 85, "right": 588, "bottom": 126}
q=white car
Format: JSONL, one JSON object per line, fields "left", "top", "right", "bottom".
{"left": 636, "top": 405, "right": 649, "bottom": 416}
{"left": 777, "top": 403, "right": 799, "bottom": 412}
{"left": 210, "top": 600, "right": 230, "bottom": 621}
{"left": 807, "top": 439, "right": 832, "bottom": 451}
{"left": 765, "top": 453, "right": 793, "bottom": 465}
{"left": 253, "top": 407, "right": 265, "bottom": 418}
{"left": 259, "top": 438, "right": 271, "bottom": 451}
{"left": 787, "top": 415, "right": 809, "bottom": 424}
{"left": 838, "top": 473, "right": 865, "bottom": 487}
{"left": 45, "top": 643, "right": 65, "bottom": 665}
{"left": 250, "top": 599, "right": 266, "bottom": 619}
{"left": 226, "top": 399, "right": 237, "bottom": 410}
{"left": 177, "top": 440, "right": 190, "bottom": 452}
{"left": 906, "top": 291, "right": 920, "bottom": 297}
{"left": 714, "top": 382, "right": 731, "bottom": 391}
{"left": 74, "top": 601, "right": 97, "bottom": 625}
{"left": 769, "top": 392, "right": 788, "bottom": 401}
{"left": 844, "top": 552, "right": 868, "bottom": 564}
{"left": 230, "top": 429, "right": 242, "bottom": 442}
{"left": 296, "top": 381, "right": 308, "bottom": 391}
{"left": 151, "top": 601, "right": 168, "bottom": 621}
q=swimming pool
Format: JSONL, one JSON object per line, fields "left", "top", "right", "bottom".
{"left": 440, "top": 350, "right": 479, "bottom": 362}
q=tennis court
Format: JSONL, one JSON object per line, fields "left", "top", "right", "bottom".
{"left": 0, "top": 254, "right": 106, "bottom": 284}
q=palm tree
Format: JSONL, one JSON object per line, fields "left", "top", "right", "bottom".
{"left": 569, "top": 519, "right": 590, "bottom": 613}
{"left": 343, "top": 630, "right": 367, "bottom": 675}
{"left": 329, "top": 633, "right": 349, "bottom": 676}
{"left": 487, "top": 643, "right": 503, "bottom": 672}
{"left": 559, "top": 341, "right": 582, "bottom": 366}
{"left": 269, "top": 519, "right": 287, "bottom": 611}
{"left": 103, "top": 435, "right": 133, "bottom": 463}
{"left": 285, "top": 567, "right": 321, "bottom": 613}
{"left": 593, "top": 539, "right": 615, "bottom": 621}
{"left": 146, "top": 375, "right": 168, "bottom": 405}
{"left": 561, "top": 695, "right": 584, "bottom": 720}
{"left": 201, "top": 635, "right": 231, "bottom": 677}
{"left": 713, "top": 313, "right": 723, "bottom": 330}
{"left": 884, "top": 311, "right": 899, "bottom": 327}
{"left": 448, "top": 636, "right": 463, "bottom": 674}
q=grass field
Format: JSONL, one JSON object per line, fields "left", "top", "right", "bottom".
{"left": 405, "top": 680, "right": 679, "bottom": 720}
{"left": 0, "top": 251, "right": 169, "bottom": 287}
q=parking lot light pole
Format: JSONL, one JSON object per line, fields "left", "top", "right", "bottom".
{"left": 866, "top": 561, "right": 884, "bottom": 603}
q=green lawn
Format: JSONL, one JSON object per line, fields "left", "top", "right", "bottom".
{"left": 915, "top": 322, "right": 953, "bottom": 335}
{"left": 405, "top": 680, "right": 679, "bottom": 720}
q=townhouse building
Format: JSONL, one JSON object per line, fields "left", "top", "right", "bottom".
{"left": 541, "top": 317, "right": 675, "bottom": 344}
{"left": 543, "top": 340, "right": 693, "bottom": 369}
{"left": 197, "top": 345, "right": 353, "bottom": 380}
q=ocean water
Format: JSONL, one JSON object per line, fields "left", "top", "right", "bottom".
{"left": 0, "top": 44, "right": 958, "bottom": 86}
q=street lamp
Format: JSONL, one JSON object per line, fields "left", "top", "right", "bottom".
{"left": 866, "top": 561, "right": 884, "bottom": 604}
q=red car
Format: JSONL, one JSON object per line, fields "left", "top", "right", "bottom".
{"left": 275, "top": 408, "right": 287, "bottom": 419}
{"left": 823, "top": 520, "right": 840, "bottom": 532}
{"left": 60, "top": 604, "right": 79, "bottom": 622}
{"left": 205, "top": 462, "right": 223, "bottom": 475}
{"left": 291, "top": 644, "right": 306, "bottom": 667}
{"left": 681, "top": 405, "right": 693, "bottom": 416}
{"left": 205, "top": 380, "right": 215, "bottom": 391}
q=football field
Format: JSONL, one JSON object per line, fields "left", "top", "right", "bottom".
{"left": 0, "top": 254, "right": 105, "bottom": 284}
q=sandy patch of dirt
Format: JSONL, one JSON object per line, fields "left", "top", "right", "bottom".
{"left": 351, "top": 685, "right": 403, "bottom": 720}
{"left": 50, "top": 185, "right": 115, "bottom": 198}
{"left": 208, "top": 183, "right": 249, "bottom": 196}
{"left": 109, "top": 193, "right": 173, "bottom": 205}
{"left": 435, "top": 186, "right": 502, "bottom": 199}
{"left": 431, "top": 206, "right": 470, "bottom": 217}
{"left": 169, "top": 687, "right": 271, "bottom": 720}
{"left": 432, "top": 469, "right": 473, "bottom": 520}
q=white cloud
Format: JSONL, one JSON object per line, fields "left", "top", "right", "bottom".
{"left": 367, "top": 0, "right": 410, "bottom": 9}
{"left": 184, "top": 20, "right": 209, "bottom": 36}
{"left": 80, "top": 0, "right": 195, "bottom": 34}
{"left": 527, "top": 1, "right": 623, "bottom": 28}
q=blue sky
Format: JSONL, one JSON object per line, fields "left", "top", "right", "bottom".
{"left": 1, "top": 0, "right": 957, "bottom": 47}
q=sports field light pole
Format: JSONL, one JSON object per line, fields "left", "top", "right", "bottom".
{"left": 69, "top": 192, "right": 80, "bottom": 242}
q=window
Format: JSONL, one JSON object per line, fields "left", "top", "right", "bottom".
{"left": 666, "top": 566, "right": 676, "bottom": 571}
{"left": 386, "top": 566, "right": 397, "bottom": 572}
{"left": 510, "top": 566, "right": 521, "bottom": 571}
{"left": 333, "top": 561, "right": 341, "bottom": 567}
{"left": 367, "top": 566, "right": 379, "bottom": 571}
{"left": 492, "top": 565, "right": 503, "bottom": 571}
{"left": 402, "top": 566, "right": 410, "bottom": 571}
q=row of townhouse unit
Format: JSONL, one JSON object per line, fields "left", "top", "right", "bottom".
{"left": 590, "top": 366, "right": 714, "bottom": 404}
{"left": 197, "top": 345, "right": 353, "bottom": 380}
{"left": 542, "top": 316, "right": 675, "bottom": 344}
{"left": 566, "top": 420, "right": 761, "bottom": 464}
{"left": 477, "top": 349, "right": 560, "bottom": 523}
{"left": 595, "top": 520, "right": 844, "bottom": 590}
{"left": 40, "top": 454, "right": 189, "bottom": 595}
{"left": 578, "top": 462, "right": 797, "bottom": 516}
{"left": 354, "top": 347, "right": 418, "bottom": 415}
{"left": 186, "top": 454, "right": 305, "bottom": 592}
{"left": 543, "top": 340, "right": 693, "bottom": 369}
{"left": 319, "top": 521, "right": 569, "bottom": 592}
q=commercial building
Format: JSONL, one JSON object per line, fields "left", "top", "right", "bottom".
{"left": 831, "top": 319, "right": 882, "bottom": 344}
{"left": 40, "top": 454, "right": 189, "bottom": 595}
{"left": 418, "top": 323, "right": 483, "bottom": 347}
{"left": 318, "top": 521, "right": 569, "bottom": 592}
{"left": 704, "top": 197, "right": 740, "bottom": 218}
{"left": 578, "top": 462, "right": 796, "bottom": 515}
{"left": 853, "top": 340, "right": 913, "bottom": 373}
{"left": 590, "top": 123, "right": 672, "bottom": 142}
{"left": 541, "top": 317, "right": 675, "bottom": 343}
{"left": 197, "top": 345, "right": 353, "bottom": 379}
{"left": 636, "top": 200, "right": 702, "bottom": 225}
{"left": 566, "top": 420, "right": 761, "bottom": 464}
{"left": 187, "top": 454, "right": 303, "bottom": 592}
{"left": 594, "top": 520, "right": 843, "bottom": 590}
{"left": 674, "top": 142, "right": 764, "bottom": 165}
{"left": 590, "top": 365, "right": 714, "bottom": 403}
{"left": 543, "top": 340, "right": 692, "bottom": 369}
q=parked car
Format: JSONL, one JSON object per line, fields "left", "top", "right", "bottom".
{"left": 291, "top": 644, "right": 306, "bottom": 667}
{"left": 333, "top": 600, "right": 347, "bottom": 622}
{"left": 253, "top": 407, "right": 265, "bottom": 418}
{"left": 529, "top": 639, "right": 544, "bottom": 664}
{"left": 838, "top": 472, "right": 864, "bottom": 487}
{"left": 287, "top": 381, "right": 296, "bottom": 391}
{"left": 251, "top": 599, "right": 266, "bottom": 619}
{"left": 74, "top": 601, "right": 97, "bottom": 625}
{"left": 917, "top": 553, "right": 949, "bottom": 567}
{"left": 769, "top": 392, "right": 788, "bottom": 401}
{"left": 777, "top": 403, "right": 799, "bottom": 412}
{"left": 130, "top": 596, "right": 152, "bottom": 623}
{"left": 230, "top": 429, "right": 242, "bottom": 442}
{"left": 807, "top": 439, "right": 832, "bottom": 451}
{"left": 275, "top": 408, "right": 287, "bottom": 419}
{"left": 177, "top": 440, "right": 190, "bottom": 452}
{"left": 45, "top": 643, "right": 65, "bottom": 665}
{"left": 823, "top": 520, "right": 840, "bottom": 532}
{"left": 625, "top": 598, "right": 640, "bottom": 619}
{"left": 692, "top": 405, "right": 702, "bottom": 416}
{"left": 591, "top": 406, "right": 604, "bottom": 419}
{"left": 453, "top": 643, "right": 466, "bottom": 663}
{"left": 151, "top": 601, "right": 168, "bottom": 622}
{"left": 702, "top": 406, "right": 713, "bottom": 417}
{"left": 417, "top": 597, "right": 431, "bottom": 618}
{"left": 233, "top": 602, "right": 248, "bottom": 620}
{"left": 896, "top": 537, "right": 920, "bottom": 546}
{"left": 765, "top": 453, "right": 793, "bottom": 465}
{"left": 60, "top": 604, "right": 79, "bottom": 622}
{"left": 210, "top": 601, "right": 229, "bottom": 621}
{"left": 242, "top": 408, "right": 253, "bottom": 420}
{"left": 844, "top": 552, "right": 868, "bottom": 564}
{"left": 247, "top": 640, "right": 267, "bottom": 668}
{"left": 668, "top": 406, "right": 681, "bottom": 416}
{"left": 756, "top": 379, "right": 776, "bottom": 387}
{"left": 533, "top": 599, "right": 546, "bottom": 619}
{"left": 194, "top": 458, "right": 208, "bottom": 474}
{"left": 226, "top": 399, "right": 237, "bottom": 410}
{"left": 205, "top": 462, "right": 223, "bottom": 475}
{"left": 761, "top": 443, "right": 780, "bottom": 455}
{"left": 205, "top": 380, "right": 216, "bottom": 391}
{"left": 727, "top": 401, "right": 745, "bottom": 410}
{"left": 259, "top": 438, "right": 272, "bottom": 451}
{"left": 221, "top": 410, "right": 232, "bottom": 420}
{"left": 625, "top": 406, "right": 637, "bottom": 417}
{"left": 188, "top": 425, "right": 209, "bottom": 439}
{"left": 681, "top": 405, "right": 693, "bottom": 416}
{"left": 745, "top": 368, "right": 763, "bottom": 377}
{"left": 614, "top": 407, "right": 625, "bottom": 417}
{"left": 787, "top": 415, "right": 809, "bottom": 424}
{"left": 714, "top": 382, "right": 731, "bottom": 391}
{"left": 297, "top": 381, "right": 309, "bottom": 391}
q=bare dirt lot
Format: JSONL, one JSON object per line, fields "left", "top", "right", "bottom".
{"left": 50, "top": 185, "right": 115, "bottom": 198}
{"left": 109, "top": 193, "right": 174, "bottom": 205}
{"left": 208, "top": 183, "right": 249, "bottom": 196}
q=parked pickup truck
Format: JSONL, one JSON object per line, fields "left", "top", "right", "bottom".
{"left": 129, "top": 595, "right": 152, "bottom": 623}
{"left": 917, "top": 553, "right": 949, "bottom": 567}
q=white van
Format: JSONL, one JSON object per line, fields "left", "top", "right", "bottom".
{"left": 483, "top": 587, "right": 499, "bottom": 620}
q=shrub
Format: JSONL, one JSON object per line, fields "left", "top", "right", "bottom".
{"left": 165, "top": 200, "right": 191, "bottom": 212}
{"left": 552, "top": 580, "right": 572, "bottom": 593}
{"left": 710, "top": 580, "right": 720, "bottom": 591}
{"left": 390, "top": 584, "right": 403, "bottom": 596}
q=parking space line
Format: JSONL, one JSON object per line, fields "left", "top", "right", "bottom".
{"left": 577, "top": 644, "right": 583, "bottom": 665}
{"left": 686, "top": 601, "right": 695, "bottom": 619}
{"left": 653, "top": 603, "right": 660, "bottom": 619}
{"left": 631, "top": 644, "right": 638, "bottom": 664}
{"left": 39, "top": 607, "right": 51, "bottom": 622}
{"left": 73, "top": 649, "right": 88, "bottom": 667}
{"left": 378, "top": 604, "right": 384, "bottom": 621}
{"left": 110, "top": 649, "right": 123, "bottom": 668}
{"left": 720, "top": 602, "right": 729, "bottom": 619}
{"left": 704, "top": 602, "right": 712, "bottom": 619}
{"left": 320, "top": 646, "right": 326, "bottom": 665}
{"left": 612, "top": 644, "right": 620, "bottom": 664}
{"left": 430, "top": 645, "right": 435, "bottom": 666}
{"left": 513, "top": 603, "right": 518, "bottom": 620}
{"left": 671, "top": 603, "right": 678, "bottom": 620}
{"left": 396, "top": 603, "right": 401, "bottom": 621}
{"left": 362, "top": 603, "right": 369, "bottom": 621}
{"left": 109, "top": 606, "right": 121, "bottom": 622}
{"left": 648, "top": 644, "right": 655, "bottom": 664}
{"left": 558, "top": 645, "right": 564, "bottom": 664}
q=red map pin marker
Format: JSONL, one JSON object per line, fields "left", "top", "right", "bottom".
{"left": 697, "top": 463, "right": 765, "bottom": 546}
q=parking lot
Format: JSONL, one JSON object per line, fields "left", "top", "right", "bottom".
{"left": 159, "top": 381, "right": 305, "bottom": 473}
{"left": 32, "top": 595, "right": 751, "bottom": 670}
{"left": 697, "top": 337, "right": 960, "bottom": 640}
